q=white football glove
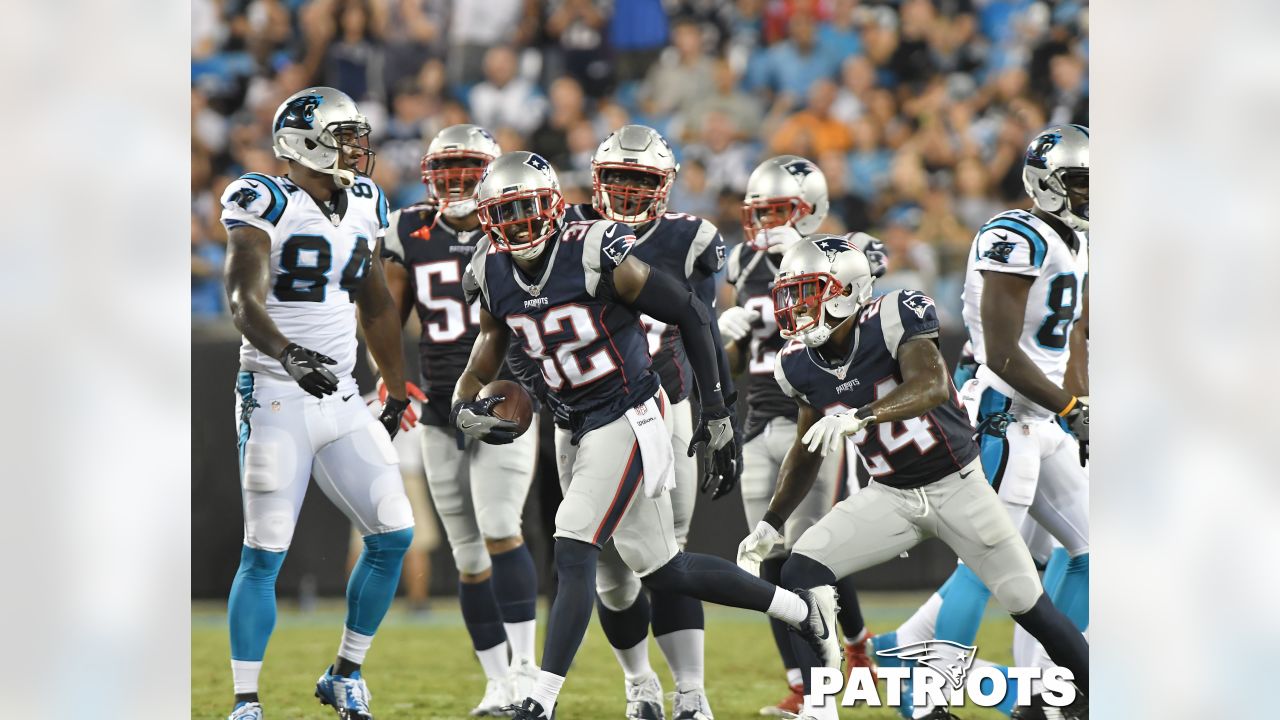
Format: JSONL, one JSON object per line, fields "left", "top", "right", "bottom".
{"left": 737, "top": 520, "right": 783, "bottom": 576}
{"left": 802, "top": 411, "right": 876, "bottom": 456}
{"left": 718, "top": 306, "right": 760, "bottom": 343}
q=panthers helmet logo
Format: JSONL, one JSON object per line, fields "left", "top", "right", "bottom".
{"left": 1025, "top": 131, "right": 1063, "bottom": 169}
{"left": 275, "top": 94, "right": 324, "bottom": 131}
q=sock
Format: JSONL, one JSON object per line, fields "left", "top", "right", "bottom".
{"left": 786, "top": 667, "right": 803, "bottom": 688}
{"left": 896, "top": 592, "right": 942, "bottom": 647}
{"left": 477, "top": 641, "right": 511, "bottom": 681}
{"left": 766, "top": 587, "right": 808, "bottom": 627}
{"left": 459, "top": 577, "right": 508, "bottom": 653}
{"left": 231, "top": 659, "right": 262, "bottom": 695}
{"left": 1012, "top": 624, "right": 1036, "bottom": 668}
{"left": 934, "top": 563, "right": 992, "bottom": 646}
{"left": 228, "top": 545, "right": 286, "bottom": 663}
{"left": 597, "top": 592, "right": 653, "bottom": 680}
{"left": 762, "top": 556, "right": 800, "bottom": 672}
{"left": 541, "top": 538, "right": 600, "bottom": 677}
{"left": 337, "top": 627, "right": 373, "bottom": 665}
{"left": 1011, "top": 594, "right": 1089, "bottom": 693}
{"left": 655, "top": 629, "right": 705, "bottom": 690}
{"left": 346, "top": 528, "right": 413, "bottom": 635}
{"left": 530, "top": 670, "right": 566, "bottom": 713}
{"left": 612, "top": 640, "right": 653, "bottom": 682}
{"left": 491, "top": 544, "right": 539, "bottom": 635}
{"left": 641, "top": 551, "right": 779, "bottom": 614}
{"left": 506, "top": 620, "right": 537, "bottom": 665}
{"left": 833, "top": 573, "right": 866, "bottom": 641}
{"left": 1054, "top": 552, "right": 1089, "bottom": 631}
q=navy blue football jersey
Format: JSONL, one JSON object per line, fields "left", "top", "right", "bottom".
{"left": 775, "top": 290, "right": 978, "bottom": 489}
{"left": 565, "top": 204, "right": 725, "bottom": 403}
{"left": 467, "top": 218, "right": 659, "bottom": 439}
{"left": 726, "top": 243, "right": 798, "bottom": 440}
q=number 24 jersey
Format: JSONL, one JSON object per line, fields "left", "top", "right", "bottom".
{"left": 220, "top": 172, "right": 389, "bottom": 383}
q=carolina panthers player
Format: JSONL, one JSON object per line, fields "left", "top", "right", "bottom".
{"left": 380, "top": 124, "right": 542, "bottom": 715}
{"left": 221, "top": 87, "right": 414, "bottom": 720}
{"left": 562, "top": 124, "right": 737, "bottom": 720}
{"left": 453, "top": 151, "right": 840, "bottom": 720}
{"left": 735, "top": 235, "right": 1090, "bottom": 720}
{"left": 724, "top": 155, "right": 881, "bottom": 716}
{"left": 871, "top": 125, "right": 1090, "bottom": 719}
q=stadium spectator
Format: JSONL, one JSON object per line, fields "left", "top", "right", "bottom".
{"left": 468, "top": 45, "right": 548, "bottom": 136}
{"left": 530, "top": 77, "right": 590, "bottom": 168}
{"left": 671, "top": 58, "right": 763, "bottom": 142}
{"left": 445, "top": 0, "right": 530, "bottom": 89}
{"left": 609, "top": 0, "right": 669, "bottom": 83}
{"left": 768, "top": 77, "right": 852, "bottom": 157}
{"left": 544, "top": 0, "right": 612, "bottom": 99}
{"left": 636, "top": 16, "right": 715, "bottom": 119}
{"left": 817, "top": 150, "right": 872, "bottom": 234}
{"left": 830, "top": 55, "right": 875, "bottom": 124}
{"left": 321, "top": 0, "right": 385, "bottom": 103}
{"left": 746, "top": 11, "right": 840, "bottom": 110}
{"left": 682, "top": 108, "right": 754, "bottom": 195}
{"left": 667, "top": 156, "right": 719, "bottom": 220}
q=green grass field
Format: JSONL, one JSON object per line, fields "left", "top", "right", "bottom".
{"left": 193, "top": 593, "right": 1013, "bottom": 719}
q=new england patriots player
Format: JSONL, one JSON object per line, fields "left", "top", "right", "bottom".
{"left": 220, "top": 87, "right": 414, "bottom": 720}
{"left": 724, "top": 155, "right": 881, "bottom": 716}
{"left": 873, "top": 125, "right": 1091, "bottom": 719}
{"left": 452, "top": 152, "right": 839, "bottom": 720}
{"left": 380, "top": 124, "right": 542, "bottom": 715}
{"left": 563, "top": 124, "right": 737, "bottom": 720}
{"left": 735, "top": 235, "right": 1090, "bottom": 720}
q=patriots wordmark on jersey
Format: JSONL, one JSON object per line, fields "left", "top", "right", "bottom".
{"left": 776, "top": 290, "right": 978, "bottom": 488}
{"left": 726, "top": 243, "right": 799, "bottom": 440}
{"left": 566, "top": 204, "right": 725, "bottom": 404}
{"left": 220, "top": 172, "right": 389, "bottom": 381}
{"left": 467, "top": 218, "right": 659, "bottom": 440}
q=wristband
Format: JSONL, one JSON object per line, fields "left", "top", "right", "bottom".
{"left": 762, "top": 510, "right": 785, "bottom": 532}
{"left": 1058, "top": 396, "right": 1079, "bottom": 417}
{"left": 854, "top": 405, "right": 875, "bottom": 422}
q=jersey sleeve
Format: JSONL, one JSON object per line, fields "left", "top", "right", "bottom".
{"left": 725, "top": 243, "right": 745, "bottom": 285}
{"left": 684, "top": 218, "right": 726, "bottom": 279}
{"left": 772, "top": 341, "right": 807, "bottom": 400}
{"left": 971, "top": 215, "right": 1049, "bottom": 277}
{"left": 463, "top": 237, "right": 492, "bottom": 310}
{"left": 879, "top": 290, "right": 941, "bottom": 358}
{"left": 382, "top": 209, "right": 406, "bottom": 265}
{"left": 219, "top": 174, "right": 288, "bottom": 235}
{"left": 581, "top": 220, "right": 638, "bottom": 296}
{"left": 374, "top": 183, "right": 390, "bottom": 236}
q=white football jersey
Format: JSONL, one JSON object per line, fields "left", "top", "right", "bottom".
{"left": 220, "top": 172, "right": 390, "bottom": 383}
{"left": 961, "top": 208, "right": 1088, "bottom": 419}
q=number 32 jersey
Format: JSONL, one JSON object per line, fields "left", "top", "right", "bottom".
{"left": 220, "top": 172, "right": 388, "bottom": 383}
{"left": 960, "top": 209, "right": 1088, "bottom": 420}
{"left": 775, "top": 290, "right": 978, "bottom": 489}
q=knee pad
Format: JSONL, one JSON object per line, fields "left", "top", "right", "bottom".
{"left": 780, "top": 552, "right": 837, "bottom": 590}
{"left": 453, "top": 540, "right": 492, "bottom": 576}
{"left": 596, "top": 567, "right": 642, "bottom": 612}
{"left": 555, "top": 537, "right": 599, "bottom": 583}
{"left": 991, "top": 573, "right": 1043, "bottom": 616}
{"left": 245, "top": 511, "right": 296, "bottom": 553}
{"left": 477, "top": 511, "right": 522, "bottom": 542}
{"left": 363, "top": 527, "right": 414, "bottom": 558}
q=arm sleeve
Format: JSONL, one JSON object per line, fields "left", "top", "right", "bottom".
{"left": 971, "top": 215, "right": 1049, "bottom": 277}
{"left": 630, "top": 266, "right": 726, "bottom": 411}
{"left": 693, "top": 271, "right": 736, "bottom": 402}
{"left": 879, "top": 290, "right": 942, "bottom": 358}
{"left": 219, "top": 174, "right": 288, "bottom": 235}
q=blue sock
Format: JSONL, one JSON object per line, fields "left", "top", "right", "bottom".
{"left": 459, "top": 576, "right": 508, "bottom": 652}
{"left": 346, "top": 528, "right": 413, "bottom": 635}
{"left": 1041, "top": 547, "right": 1069, "bottom": 597}
{"left": 542, "top": 539, "right": 600, "bottom": 676}
{"left": 1053, "top": 552, "right": 1089, "bottom": 631}
{"left": 490, "top": 544, "right": 538, "bottom": 624}
{"left": 834, "top": 573, "right": 866, "bottom": 639}
{"left": 228, "top": 545, "right": 286, "bottom": 661}
{"left": 974, "top": 665, "right": 1018, "bottom": 716}
{"left": 651, "top": 590, "right": 703, "bottom": 636}
{"left": 935, "top": 563, "right": 992, "bottom": 646}
{"left": 870, "top": 631, "right": 915, "bottom": 719}
{"left": 598, "top": 591, "right": 651, "bottom": 650}
{"left": 761, "top": 556, "right": 798, "bottom": 672}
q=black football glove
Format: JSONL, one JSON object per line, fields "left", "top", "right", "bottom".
{"left": 379, "top": 395, "right": 411, "bottom": 440}
{"left": 450, "top": 396, "right": 520, "bottom": 445}
{"left": 278, "top": 343, "right": 339, "bottom": 398}
{"left": 700, "top": 395, "right": 744, "bottom": 500}
{"left": 687, "top": 403, "right": 734, "bottom": 458}
{"left": 1062, "top": 396, "right": 1089, "bottom": 466}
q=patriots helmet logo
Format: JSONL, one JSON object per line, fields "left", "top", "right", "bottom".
{"left": 524, "top": 153, "right": 552, "bottom": 175}
{"left": 784, "top": 159, "right": 816, "bottom": 178}
{"left": 983, "top": 239, "right": 1018, "bottom": 263}
{"left": 876, "top": 640, "right": 977, "bottom": 690}
{"left": 810, "top": 234, "right": 860, "bottom": 264}
{"left": 229, "top": 186, "right": 260, "bottom": 209}
{"left": 901, "top": 291, "right": 935, "bottom": 320}
{"left": 275, "top": 94, "right": 324, "bottom": 131}
{"left": 1025, "top": 131, "right": 1063, "bottom": 169}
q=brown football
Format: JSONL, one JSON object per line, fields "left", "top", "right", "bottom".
{"left": 478, "top": 379, "right": 534, "bottom": 436}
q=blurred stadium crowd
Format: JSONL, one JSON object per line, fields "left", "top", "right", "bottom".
{"left": 192, "top": 0, "right": 1088, "bottom": 324}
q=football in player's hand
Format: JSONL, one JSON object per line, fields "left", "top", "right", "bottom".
{"left": 478, "top": 380, "right": 533, "bottom": 436}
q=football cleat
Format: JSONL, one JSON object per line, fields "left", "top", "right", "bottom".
{"left": 505, "top": 697, "right": 554, "bottom": 720}
{"left": 792, "top": 587, "right": 841, "bottom": 671}
{"left": 471, "top": 675, "right": 513, "bottom": 717}
{"left": 315, "top": 665, "right": 373, "bottom": 719}
{"left": 1011, "top": 691, "right": 1087, "bottom": 720}
{"left": 228, "top": 701, "right": 263, "bottom": 720}
{"left": 758, "top": 682, "right": 804, "bottom": 716}
{"left": 844, "top": 638, "right": 879, "bottom": 686}
{"left": 625, "top": 672, "right": 666, "bottom": 720}
{"left": 671, "top": 687, "right": 714, "bottom": 720}
{"left": 509, "top": 659, "right": 540, "bottom": 709}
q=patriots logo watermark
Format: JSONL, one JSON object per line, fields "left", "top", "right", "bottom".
{"left": 876, "top": 640, "right": 976, "bottom": 690}
{"left": 229, "top": 186, "right": 260, "bottom": 209}
{"left": 984, "top": 237, "right": 1018, "bottom": 263}
{"left": 275, "top": 94, "right": 323, "bottom": 131}
{"left": 784, "top": 159, "right": 815, "bottom": 178}
{"left": 902, "top": 292, "right": 935, "bottom": 320}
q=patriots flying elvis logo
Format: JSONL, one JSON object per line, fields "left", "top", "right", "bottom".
{"left": 275, "top": 94, "right": 324, "bottom": 131}
{"left": 902, "top": 292, "right": 935, "bottom": 320}
{"left": 876, "top": 640, "right": 977, "bottom": 690}
{"left": 524, "top": 153, "right": 552, "bottom": 175}
{"left": 784, "top": 159, "right": 815, "bottom": 178}
{"left": 811, "top": 235, "right": 859, "bottom": 264}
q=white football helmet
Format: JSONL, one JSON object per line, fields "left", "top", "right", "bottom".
{"left": 272, "top": 87, "right": 373, "bottom": 188}
{"left": 772, "top": 234, "right": 875, "bottom": 348}
{"left": 476, "top": 151, "right": 565, "bottom": 261}
{"left": 591, "top": 124, "right": 679, "bottom": 225}
{"left": 1022, "top": 124, "right": 1089, "bottom": 231}
{"left": 422, "top": 124, "right": 501, "bottom": 218}
{"left": 742, "top": 155, "right": 830, "bottom": 252}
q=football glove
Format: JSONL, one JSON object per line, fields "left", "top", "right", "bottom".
{"left": 701, "top": 411, "right": 744, "bottom": 500}
{"left": 1062, "top": 396, "right": 1089, "bottom": 466}
{"left": 377, "top": 378, "right": 427, "bottom": 433}
{"left": 278, "top": 343, "right": 339, "bottom": 398}
{"left": 688, "top": 403, "right": 734, "bottom": 458}
{"left": 717, "top": 306, "right": 760, "bottom": 343}
{"left": 802, "top": 410, "right": 876, "bottom": 457}
{"left": 450, "top": 396, "right": 520, "bottom": 445}
{"left": 736, "top": 520, "right": 782, "bottom": 576}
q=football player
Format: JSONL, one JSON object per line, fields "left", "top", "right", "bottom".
{"left": 562, "top": 124, "right": 737, "bottom": 720}
{"left": 453, "top": 152, "right": 839, "bottom": 720}
{"left": 735, "top": 235, "right": 1089, "bottom": 720}
{"left": 380, "top": 124, "right": 542, "bottom": 715}
{"left": 871, "top": 125, "right": 1090, "bottom": 719}
{"left": 724, "top": 155, "right": 881, "bottom": 716}
{"left": 220, "top": 87, "right": 414, "bottom": 720}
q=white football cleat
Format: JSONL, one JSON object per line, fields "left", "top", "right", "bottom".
{"left": 625, "top": 672, "right": 665, "bottom": 720}
{"left": 509, "top": 658, "right": 539, "bottom": 707}
{"left": 793, "top": 587, "right": 841, "bottom": 671}
{"left": 671, "top": 687, "right": 714, "bottom": 720}
{"left": 471, "top": 675, "right": 512, "bottom": 717}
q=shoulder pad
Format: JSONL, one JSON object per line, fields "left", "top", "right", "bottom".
{"left": 684, "top": 217, "right": 724, "bottom": 278}
{"left": 464, "top": 237, "right": 491, "bottom": 307}
{"left": 220, "top": 173, "right": 289, "bottom": 231}
{"left": 580, "top": 220, "right": 637, "bottom": 296}
{"left": 879, "top": 290, "right": 940, "bottom": 358}
{"left": 972, "top": 211, "right": 1049, "bottom": 275}
{"left": 773, "top": 340, "right": 807, "bottom": 399}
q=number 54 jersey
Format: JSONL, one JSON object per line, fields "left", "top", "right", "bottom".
{"left": 960, "top": 208, "right": 1089, "bottom": 420}
{"left": 775, "top": 290, "right": 979, "bottom": 489}
{"left": 220, "top": 172, "right": 388, "bottom": 383}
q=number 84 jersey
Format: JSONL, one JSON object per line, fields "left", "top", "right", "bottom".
{"left": 960, "top": 209, "right": 1088, "bottom": 420}
{"left": 220, "top": 172, "right": 388, "bottom": 383}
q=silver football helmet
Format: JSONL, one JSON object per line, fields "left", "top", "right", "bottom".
{"left": 742, "top": 155, "right": 830, "bottom": 252}
{"left": 476, "top": 151, "right": 565, "bottom": 261}
{"left": 422, "top": 124, "right": 501, "bottom": 218}
{"left": 272, "top": 87, "right": 373, "bottom": 188}
{"left": 591, "top": 124, "right": 679, "bottom": 225}
{"left": 772, "top": 234, "right": 875, "bottom": 348}
{"left": 1022, "top": 124, "right": 1089, "bottom": 231}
